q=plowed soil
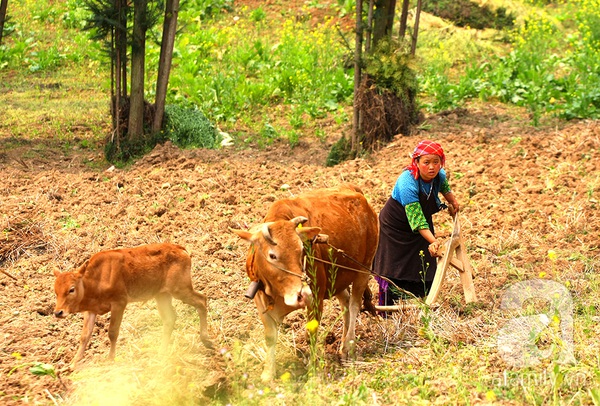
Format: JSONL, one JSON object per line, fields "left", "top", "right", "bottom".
{"left": 2, "top": 103, "right": 599, "bottom": 404}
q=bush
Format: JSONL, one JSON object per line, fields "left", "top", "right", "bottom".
{"left": 163, "top": 104, "right": 220, "bottom": 149}
{"left": 423, "top": 0, "right": 515, "bottom": 30}
{"left": 326, "top": 135, "right": 353, "bottom": 167}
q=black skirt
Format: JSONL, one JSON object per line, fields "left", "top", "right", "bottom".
{"left": 374, "top": 194, "right": 439, "bottom": 299}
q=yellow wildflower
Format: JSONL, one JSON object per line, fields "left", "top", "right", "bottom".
{"left": 306, "top": 319, "right": 319, "bottom": 333}
{"left": 486, "top": 391, "right": 497, "bottom": 401}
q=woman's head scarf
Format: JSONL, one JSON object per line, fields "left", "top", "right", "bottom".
{"left": 406, "top": 140, "right": 446, "bottom": 179}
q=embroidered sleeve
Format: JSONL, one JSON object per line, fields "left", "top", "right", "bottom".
{"left": 440, "top": 178, "right": 451, "bottom": 194}
{"left": 405, "top": 202, "right": 429, "bottom": 231}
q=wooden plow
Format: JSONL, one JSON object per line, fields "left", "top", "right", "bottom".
{"left": 375, "top": 215, "right": 477, "bottom": 312}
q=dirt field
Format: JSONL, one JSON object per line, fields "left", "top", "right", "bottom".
{"left": 1, "top": 103, "right": 599, "bottom": 404}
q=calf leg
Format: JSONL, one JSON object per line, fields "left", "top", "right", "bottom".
{"left": 173, "top": 288, "right": 213, "bottom": 349}
{"left": 107, "top": 303, "right": 126, "bottom": 361}
{"left": 155, "top": 293, "right": 176, "bottom": 353}
{"left": 72, "top": 311, "right": 96, "bottom": 368}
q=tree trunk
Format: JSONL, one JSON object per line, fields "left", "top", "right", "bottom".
{"left": 411, "top": 0, "right": 422, "bottom": 55}
{"left": 128, "top": 0, "right": 147, "bottom": 139}
{"left": 152, "top": 0, "right": 179, "bottom": 134}
{"left": 398, "top": 0, "right": 410, "bottom": 39}
{"left": 0, "top": 0, "right": 8, "bottom": 46}
{"left": 365, "top": 0, "right": 374, "bottom": 53}
{"left": 372, "top": 0, "right": 396, "bottom": 48}
{"left": 118, "top": 0, "right": 128, "bottom": 98}
{"left": 352, "top": 0, "right": 363, "bottom": 154}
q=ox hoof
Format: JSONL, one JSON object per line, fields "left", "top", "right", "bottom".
{"left": 201, "top": 337, "right": 214, "bottom": 350}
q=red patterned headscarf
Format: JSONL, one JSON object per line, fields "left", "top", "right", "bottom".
{"left": 406, "top": 140, "right": 445, "bottom": 179}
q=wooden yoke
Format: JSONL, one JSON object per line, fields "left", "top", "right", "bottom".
{"left": 425, "top": 215, "right": 477, "bottom": 306}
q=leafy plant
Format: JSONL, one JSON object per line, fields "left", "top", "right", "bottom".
{"left": 325, "top": 135, "right": 353, "bottom": 167}
{"left": 163, "top": 104, "right": 220, "bottom": 149}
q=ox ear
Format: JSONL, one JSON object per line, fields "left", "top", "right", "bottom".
{"left": 53, "top": 269, "right": 61, "bottom": 278}
{"left": 296, "top": 226, "right": 322, "bottom": 243}
{"left": 230, "top": 228, "right": 253, "bottom": 242}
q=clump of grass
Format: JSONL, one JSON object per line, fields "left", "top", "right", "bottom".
{"left": 163, "top": 104, "right": 220, "bottom": 149}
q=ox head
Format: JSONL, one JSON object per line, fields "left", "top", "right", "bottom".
{"left": 52, "top": 261, "right": 88, "bottom": 318}
{"left": 232, "top": 216, "right": 321, "bottom": 309}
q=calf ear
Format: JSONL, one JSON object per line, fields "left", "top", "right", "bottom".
{"left": 297, "top": 226, "right": 321, "bottom": 242}
{"left": 76, "top": 260, "right": 90, "bottom": 275}
{"left": 53, "top": 269, "right": 61, "bottom": 277}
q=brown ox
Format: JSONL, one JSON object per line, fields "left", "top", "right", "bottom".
{"left": 53, "top": 243, "right": 213, "bottom": 368}
{"left": 232, "top": 184, "right": 379, "bottom": 381}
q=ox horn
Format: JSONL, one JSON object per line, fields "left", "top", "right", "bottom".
{"left": 291, "top": 216, "right": 308, "bottom": 226}
{"left": 261, "top": 222, "right": 277, "bottom": 246}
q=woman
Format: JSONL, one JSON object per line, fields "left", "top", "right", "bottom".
{"left": 374, "top": 140, "right": 460, "bottom": 304}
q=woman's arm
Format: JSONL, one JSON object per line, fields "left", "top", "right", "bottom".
{"left": 442, "top": 191, "right": 460, "bottom": 216}
{"left": 419, "top": 228, "right": 441, "bottom": 257}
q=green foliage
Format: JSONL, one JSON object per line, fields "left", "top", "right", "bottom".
{"left": 364, "top": 39, "right": 418, "bottom": 100}
{"left": 249, "top": 7, "right": 266, "bottom": 22}
{"left": 29, "top": 363, "right": 57, "bottom": 378}
{"left": 181, "top": 0, "right": 233, "bottom": 20}
{"left": 326, "top": 135, "right": 353, "bottom": 167}
{"left": 163, "top": 104, "right": 220, "bottom": 149}
{"left": 165, "top": 14, "right": 352, "bottom": 135}
{"left": 423, "top": 0, "right": 515, "bottom": 30}
{"left": 421, "top": 3, "right": 600, "bottom": 123}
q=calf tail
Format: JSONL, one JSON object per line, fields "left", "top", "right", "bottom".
{"left": 361, "top": 286, "right": 377, "bottom": 317}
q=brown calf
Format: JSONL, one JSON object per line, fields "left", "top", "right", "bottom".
{"left": 53, "top": 243, "right": 213, "bottom": 368}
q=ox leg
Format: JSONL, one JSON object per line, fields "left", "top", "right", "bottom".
{"left": 72, "top": 311, "right": 96, "bottom": 369}
{"left": 341, "top": 278, "right": 369, "bottom": 360}
{"left": 155, "top": 293, "right": 176, "bottom": 353}
{"left": 174, "top": 289, "right": 213, "bottom": 349}
{"left": 335, "top": 288, "right": 351, "bottom": 348}
{"left": 107, "top": 304, "right": 126, "bottom": 361}
{"left": 255, "top": 292, "right": 280, "bottom": 382}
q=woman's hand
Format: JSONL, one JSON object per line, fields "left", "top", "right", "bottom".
{"left": 428, "top": 240, "right": 442, "bottom": 257}
{"left": 449, "top": 201, "right": 460, "bottom": 217}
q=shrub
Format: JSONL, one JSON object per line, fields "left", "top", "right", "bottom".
{"left": 423, "top": 0, "right": 515, "bottom": 30}
{"left": 326, "top": 135, "right": 353, "bottom": 167}
{"left": 163, "top": 104, "right": 220, "bottom": 149}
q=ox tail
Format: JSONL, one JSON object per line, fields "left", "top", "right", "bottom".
{"left": 361, "top": 286, "right": 377, "bottom": 317}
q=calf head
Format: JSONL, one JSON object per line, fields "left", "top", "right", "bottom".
{"left": 232, "top": 216, "right": 321, "bottom": 309}
{"left": 53, "top": 261, "right": 88, "bottom": 318}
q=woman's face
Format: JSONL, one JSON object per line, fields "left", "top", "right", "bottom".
{"left": 417, "top": 154, "right": 442, "bottom": 182}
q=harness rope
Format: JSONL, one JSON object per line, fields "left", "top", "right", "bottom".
{"left": 251, "top": 238, "right": 419, "bottom": 302}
